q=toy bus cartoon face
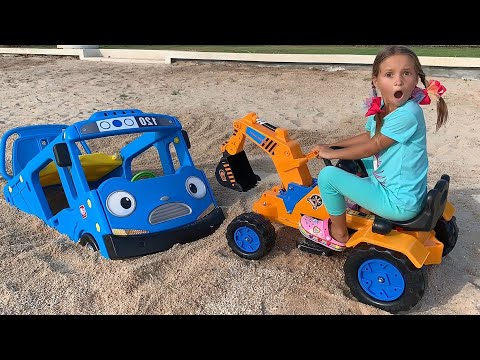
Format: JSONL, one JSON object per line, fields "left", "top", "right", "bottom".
{"left": 1, "top": 109, "right": 225, "bottom": 260}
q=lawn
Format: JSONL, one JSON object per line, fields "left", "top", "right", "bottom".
{"left": 4, "top": 45, "right": 480, "bottom": 57}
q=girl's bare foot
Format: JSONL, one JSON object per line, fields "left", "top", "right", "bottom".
{"left": 330, "top": 225, "right": 349, "bottom": 244}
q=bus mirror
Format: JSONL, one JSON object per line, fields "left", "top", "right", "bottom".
{"left": 182, "top": 129, "right": 191, "bottom": 149}
{"left": 53, "top": 143, "right": 72, "bottom": 167}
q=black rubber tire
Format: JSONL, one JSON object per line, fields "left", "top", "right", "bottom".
{"left": 434, "top": 216, "right": 458, "bottom": 257}
{"left": 344, "top": 244, "right": 427, "bottom": 314}
{"left": 226, "top": 212, "right": 276, "bottom": 260}
{"left": 79, "top": 233, "right": 100, "bottom": 252}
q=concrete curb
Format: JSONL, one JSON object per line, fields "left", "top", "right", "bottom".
{"left": 1, "top": 47, "right": 480, "bottom": 68}
{"left": 0, "top": 47, "right": 83, "bottom": 57}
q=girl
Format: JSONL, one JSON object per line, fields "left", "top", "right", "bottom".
{"left": 300, "top": 45, "right": 448, "bottom": 252}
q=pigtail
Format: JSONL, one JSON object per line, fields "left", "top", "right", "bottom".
{"left": 374, "top": 112, "right": 384, "bottom": 137}
{"left": 436, "top": 97, "right": 448, "bottom": 131}
{"left": 368, "top": 82, "right": 384, "bottom": 136}
{"left": 418, "top": 72, "right": 449, "bottom": 131}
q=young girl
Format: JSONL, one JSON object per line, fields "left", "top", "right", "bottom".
{"left": 300, "top": 45, "right": 448, "bottom": 252}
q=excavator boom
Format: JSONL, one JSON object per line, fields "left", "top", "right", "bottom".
{"left": 215, "top": 112, "right": 315, "bottom": 192}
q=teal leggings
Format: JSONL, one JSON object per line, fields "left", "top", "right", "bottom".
{"left": 318, "top": 159, "right": 419, "bottom": 221}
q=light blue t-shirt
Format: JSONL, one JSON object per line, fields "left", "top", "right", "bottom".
{"left": 365, "top": 100, "right": 428, "bottom": 212}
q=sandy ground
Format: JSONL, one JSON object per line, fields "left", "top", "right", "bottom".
{"left": 0, "top": 55, "right": 478, "bottom": 315}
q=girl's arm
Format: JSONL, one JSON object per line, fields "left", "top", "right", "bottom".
{"left": 326, "top": 132, "right": 371, "bottom": 148}
{"left": 314, "top": 133, "right": 395, "bottom": 160}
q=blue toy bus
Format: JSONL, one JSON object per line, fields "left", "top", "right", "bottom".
{"left": 0, "top": 109, "right": 225, "bottom": 259}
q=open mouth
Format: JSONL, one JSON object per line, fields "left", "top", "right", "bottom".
{"left": 394, "top": 91, "right": 403, "bottom": 99}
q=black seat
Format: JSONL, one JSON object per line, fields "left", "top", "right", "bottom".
{"left": 372, "top": 174, "right": 450, "bottom": 235}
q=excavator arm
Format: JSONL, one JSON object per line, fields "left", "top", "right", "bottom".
{"left": 215, "top": 112, "right": 317, "bottom": 192}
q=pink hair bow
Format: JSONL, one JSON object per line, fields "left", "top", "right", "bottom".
{"left": 364, "top": 96, "right": 384, "bottom": 117}
{"left": 418, "top": 80, "right": 447, "bottom": 105}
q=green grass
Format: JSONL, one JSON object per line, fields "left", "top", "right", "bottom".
{"left": 3, "top": 45, "right": 480, "bottom": 57}
{"left": 98, "top": 45, "right": 480, "bottom": 57}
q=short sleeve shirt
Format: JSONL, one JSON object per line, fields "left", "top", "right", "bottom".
{"left": 365, "top": 100, "right": 428, "bottom": 212}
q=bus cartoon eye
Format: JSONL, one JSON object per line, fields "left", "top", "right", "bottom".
{"left": 185, "top": 176, "right": 207, "bottom": 199}
{"left": 106, "top": 191, "right": 136, "bottom": 217}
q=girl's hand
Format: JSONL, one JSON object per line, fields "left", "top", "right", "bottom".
{"left": 310, "top": 144, "right": 335, "bottom": 160}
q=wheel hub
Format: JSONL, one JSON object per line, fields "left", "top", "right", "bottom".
{"left": 234, "top": 226, "right": 261, "bottom": 253}
{"left": 358, "top": 259, "right": 405, "bottom": 301}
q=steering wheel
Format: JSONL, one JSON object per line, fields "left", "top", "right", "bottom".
{"left": 131, "top": 171, "right": 156, "bottom": 182}
{"left": 323, "top": 146, "right": 368, "bottom": 178}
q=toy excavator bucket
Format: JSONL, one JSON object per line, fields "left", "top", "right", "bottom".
{"left": 215, "top": 150, "right": 260, "bottom": 192}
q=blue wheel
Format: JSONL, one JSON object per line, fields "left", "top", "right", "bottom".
{"left": 344, "top": 244, "right": 427, "bottom": 313}
{"left": 226, "top": 212, "right": 276, "bottom": 260}
{"left": 357, "top": 259, "right": 405, "bottom": 302}
{"left": 233, "top": 226, "right": 261, "bottom": 253}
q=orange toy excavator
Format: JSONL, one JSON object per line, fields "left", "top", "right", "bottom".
{"left": 215, "top": 112, "right": 459, "bottom": 314}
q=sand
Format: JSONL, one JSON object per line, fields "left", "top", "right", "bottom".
{"left": 0, "top": 55, "right": 478, "bottom": 315}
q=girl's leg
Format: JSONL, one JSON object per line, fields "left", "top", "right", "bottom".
{"left": 318, "top": 165, "right": 405, "bottom": 243}
{"left": 319, "top": 166, "right": 404, "bottom": 217}
{"left": 318, "top": 166, "right": 361, "bottom": 243}
{"left": 357, "top": 158, "right": 376, "bottom": 214}
{"left": 330, "top": 212, "right": 349, "bottom": 243}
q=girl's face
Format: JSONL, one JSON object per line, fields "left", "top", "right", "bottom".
{"left": 373, "top": 54, "right": 419, "bottom": 113}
